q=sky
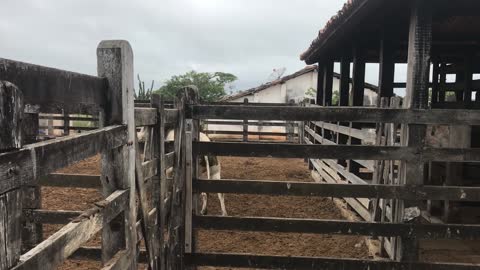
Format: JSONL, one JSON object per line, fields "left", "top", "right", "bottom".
{"left": 1, "top": 0, "right": 399, "bottom": 94}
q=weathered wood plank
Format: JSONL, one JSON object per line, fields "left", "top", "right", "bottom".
{"left": 0, "top": 81, "right": 23, "bottom": 151}
{"left": 100, "top": 249, "right": 132, "bottom": 270}
{"left": 194, "top": 215, "right": 480, "bottom": 240}
{"left": 194, "top": 142, "right": 480, "bottom": 162}
{"left": 165, "top": 109, "right": 178, "bottom": 124}
{"left": 38, "top": 173, "right": 101, "bottom": 188}
{"left": 186, "top": 252, "right": 480, "bottom": 270}
{"left": 135, "top": 107, "right": 157, "bottom": 127}
{"left": 312, "top": 121, "right": 375, "bottom": 143}
{"left": 0, "top": 58, "right": 106, "bottom": 114}
{"left": 205, "top": 130, "right": 291, "bottom": 137}
{"left": 142, "top": 158, "right": 158, "bottom": 180}
{"left": 12, "top": 190, "right": 128, "bottom": 270}
{"left": 97, "top": 40, "right": 137, "bottom": 268}
{"left": 23, "top": 209, "right": 82, "bottom": 224}
{"left": 204, "top": 120, "right": 296, "bottom": 127}
{"left": 193, "top": 179, "right": 480, "bottom": 201}
{"left": 134, "top": 135, "right": 157, "bottom": 270}
{"left": 0, "top": 189, "right": 22, "bottom": 269}
{"left": 191, "top": 105, "right": 480, "bottom": 125}
{"left": 0, "top": 125, "right": 126, "bottom": 194}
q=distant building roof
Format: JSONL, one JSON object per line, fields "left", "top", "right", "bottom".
{"left": 221, "top": 65, "right": 377, "bottom": 101}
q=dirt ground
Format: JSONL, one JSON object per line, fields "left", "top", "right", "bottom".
{"left": 38, "top": 155, "right": 479, "bottom": 269}
{"left": 40, "top": 156, "right": 369, "bottom": 269}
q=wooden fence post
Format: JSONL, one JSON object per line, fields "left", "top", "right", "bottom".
{"left": 167, "top": 89, "right": 187, "bottom": 270}
{"left": 97, "top": 40, "right": 137, "bottom": 268}
{"left": 398, "top": 0, "right": 431, "bottom": 261}
{"left": 242, "top": 98, "right": 248, "bottom": 142}
{"left": 0, "top": 81, "right": 23, "bottom": 269}
{"left": 286, "top": 99, "right": 295, "bottom": 143}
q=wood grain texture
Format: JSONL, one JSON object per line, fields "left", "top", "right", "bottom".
{"left": 0, "top": 125, "right": 126, "bottom": 194}
{"left": 0, "top": 58, "right": 106, "bottom": 114}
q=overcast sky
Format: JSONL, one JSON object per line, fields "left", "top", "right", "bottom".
{"left": 2, "top": 0, "right": 392, "bottom": 93}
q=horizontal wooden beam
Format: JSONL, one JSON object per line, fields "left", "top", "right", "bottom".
{"left": 194, "top": 215, "right": 480, "bottom": 240}
{"left": 186, "top": 252, "right": 480, "bottom": 270}
{"left": 204, "top": 120, "right": 297, "bottom": 127}
{"left": 190, "top": 105, "right": 480, "bottom": 125}
{"left": 204, "top": 102, "right": 297, "bottom": 106}
{"left": 38, "top": 125, "right": 97, "bottom": 131}
{"left": 0, "top": 125, "right": 126, "bottom": 194}
{"left": 70, "top": 246, "right": 148, "bottom": 263}
{"left": 311, "top": 121, "right": 375, "bottom": 143}
{"left": 134, "top": 108, "right": 157, "bottom": 126}
{"left": 205, "top": 130, "right": 292, "bottom": 137}
{"left": 194, "top": 179, "right": 480, "bottom": 201}
{"left": 0, "top": 58, "right": 106, "bottom": 114}
{"left": 38, "top": 115, "right": 99, "bottom": 121}
{"left": 38, "top": 173, "right": 101, "bottom": 188}
{"left": 23, "top": 209, "right": 82, "bottom": 224}
{"left": 13, "top": 190, "right": 128, "bottom": 270}
{"left": 193, "top": 142, "right": 480, "bottom": 162}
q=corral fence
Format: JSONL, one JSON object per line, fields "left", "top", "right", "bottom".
{"left": 202, "top": 99, "right": 302, "bottom": 143}
{"left": 172, "top": 95, "right": 480, "bottom": 269}
{"left": 2, "top": 40, "right": 480, "bottom": 270}
{"left": 0, "top": 40, "right": 180, "bottom": 270}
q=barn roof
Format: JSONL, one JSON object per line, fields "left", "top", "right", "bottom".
{"left": 300, "top": 0, "right": 480, "bottom": 65}
{"left": 221, "top": 65, "right": 378, "bottom": 101}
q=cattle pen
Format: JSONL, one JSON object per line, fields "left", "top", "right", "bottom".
{"left": 2, "top": 0, "right": 480, "bottom": 269}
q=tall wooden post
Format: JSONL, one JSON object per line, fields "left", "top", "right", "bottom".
{"left": 323, "top": 61, "right": 334, "bottom": 107}
{"left": 316, "top": 64, "right": 324, "bottom": 106}
{"left": 349, "top": 45, "right": 366, "bottom": 175}
{"left": 398, "top": 0, "right": 432, "bottom": 261}
{"left": 97, "top": 40, "right": 137, "bottom": 268}
{"left": 338, "top": 56, "right": 351, "bottom": 165}
{"left": 0, "top": 81, "right": 23, "bottom": 269}
{"left": 152, "top": 93, "right": 167, "bottom": 270}
{"left": 243, "top": 98, "right": 248, "bottom": 142}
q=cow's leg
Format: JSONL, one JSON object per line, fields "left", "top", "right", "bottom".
{"left": 200, "top": 192, "right": 208, "bottom": 215}
{"left": 209, "top": 164, "right": 227, "bottom": 216}
{"left": 217, "top": 193, "right": 228, "bottom": 216}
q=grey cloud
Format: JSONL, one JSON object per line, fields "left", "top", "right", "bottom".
{"left": 2, "top": 0, "right": 349, "bottom": 91}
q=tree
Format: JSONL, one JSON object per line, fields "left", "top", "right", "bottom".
{"left": 135, "top": 74, "right": 154, "bottom": 100}
{"left": 155, "top": 71, "right": 237, "bottom": 102}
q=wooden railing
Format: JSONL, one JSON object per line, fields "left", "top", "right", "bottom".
{"left": 177, "top": 102, "right": 480, "bottom": 269}
{"left": 0, "top": 40, "right": 164, "bottom": 270}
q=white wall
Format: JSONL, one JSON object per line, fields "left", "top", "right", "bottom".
{"left": 208, "top": 70, "right": 379, "bottom": 139}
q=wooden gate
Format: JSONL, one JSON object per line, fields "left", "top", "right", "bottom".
{"left": 169, "top": 99, "right": 480, "bottom": 269}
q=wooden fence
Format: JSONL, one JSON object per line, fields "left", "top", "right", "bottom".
{"left": 203, "top": 99, "right": 300, "bottom": 143}
{"left": 176, "top": 102, "right": 480, "bottom": 269}
{"left": 0, "top": 40, "right": 180, "bottom": 270}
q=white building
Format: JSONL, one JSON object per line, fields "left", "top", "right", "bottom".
{"left": 207, "top": 66, "right": 379, "bottom": 140}
{"left": 221, "top": 65, "right": 378, "bottom": 105}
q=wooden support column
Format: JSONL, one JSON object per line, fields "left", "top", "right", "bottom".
{"left": 0, "top": 81, "right": 23, "bottom": 270}
{"left": 243, "top": 98, "right": 248, "bottom": 142}
{"left": 463, "top": 53, "right": 473, "bottom": 102}
{"left": 398, "top": 0, "right": 432, "bottom": 261}
{"left": 323, "top": 60, "right": 334, "bottom": 107}
{"left": 316, "top": 64, "right": 324, "bottom": 106}
{"left": 378, "top": 35, "right": 395, "bottom": 101}
{"left": 338, "top": 57, "right": 350, "bottom": 165}
{"left": 371, "top": 33, "right": 396, "bottom": 225}
{"left": 348, "top": 45, "right": 366, "bottom": 175}
{"left": 438, "top": 62, "right": 446, "bottom": 102}
{"left": 431, "top": 60, "right": 439, "bottom": 105}
{"left": 339, "top": 57, "right": 350, "bottom": 107}
{"left": 97, "top": 40, "right": 137, "bottom": 268}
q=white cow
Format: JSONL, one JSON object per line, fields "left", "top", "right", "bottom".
{"left": 165, "top": 130, "right": 227, "bottom": 216}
